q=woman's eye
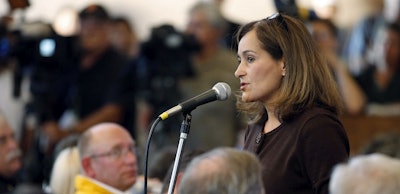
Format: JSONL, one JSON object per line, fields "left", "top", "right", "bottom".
{"left": 247, "top": 56, "right": 255, "bottom": 63}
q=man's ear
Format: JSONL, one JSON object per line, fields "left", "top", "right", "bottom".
{"left": 81, "top": 157, "right": 95, "bottom": 177}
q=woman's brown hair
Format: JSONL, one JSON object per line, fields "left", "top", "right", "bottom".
{"left": 236, "top": 13, "right": 343, "bottom": 124}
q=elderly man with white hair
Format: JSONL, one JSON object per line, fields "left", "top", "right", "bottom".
{"left": 330, "top": 153, "right": 400, "bottom": 194}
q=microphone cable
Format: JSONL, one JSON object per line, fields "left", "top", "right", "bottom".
{"left": 142, "top": 117, "right": 161, "bottom": 194}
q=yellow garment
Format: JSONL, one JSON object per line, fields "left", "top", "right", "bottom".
{"left": 74, "top": 175, "right": 113, "bottom": 194}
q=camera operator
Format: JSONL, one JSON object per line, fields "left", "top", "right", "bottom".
{"left": 20, "top": 4, "right": 133, "bottom": 184}
{"left": 37, "top": 4, "right": 131, "bottom": 146}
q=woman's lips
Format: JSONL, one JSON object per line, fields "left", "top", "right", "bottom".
{"left": 240, "top": 82, "right": 248, "bottom": 90}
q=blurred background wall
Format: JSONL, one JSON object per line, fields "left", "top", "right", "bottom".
{"left": 0, "top": 0, "right": 378, "bottom": 40}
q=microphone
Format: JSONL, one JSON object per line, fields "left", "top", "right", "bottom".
{"left": 159, "top": 82, "right": 231, "bottom": 120}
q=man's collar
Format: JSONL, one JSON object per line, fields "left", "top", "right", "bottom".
{"left": 86, "top": 176, "right": 131, "bottom": 194}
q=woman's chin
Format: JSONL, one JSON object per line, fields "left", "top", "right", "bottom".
{"left": 242, "top": 95, "right": 253, "bottom": 103}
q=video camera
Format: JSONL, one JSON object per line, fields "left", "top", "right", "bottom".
{"left": 142, "top": 24, "right": 200, "bottom": 78}
{"left": 141, "top": 24, "right": 200, "bottom": 106}
{"left": 7, "top": 22, "right": 78, "bottom": 100}
{"left": 140, "top": 24, "right": 200, "bottom": 132}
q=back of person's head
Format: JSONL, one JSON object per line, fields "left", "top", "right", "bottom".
{"left": 148, "top": 146, "right": 176, "bottom": 182}
{"left": 50, "top": 146, "right": 80, "bottom": 194}
{"left": 235, "top": 13, "right": 342, "bottom": 123}
{"left": 177, "top": 147, "right": 264, "bottom": 194}
{"left": 160, "top": 149, "right": 205, "bottom": 194}
{"left": 53, "top": 134, "right": 80, "bottom": 158}
{"left": 330, "top": 153, "right": 400, "bottom": 194}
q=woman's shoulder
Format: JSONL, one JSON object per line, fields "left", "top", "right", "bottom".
{"left": 296, "top": 106, "right": 338, "bottom": 121}
{"left": 287, "top": 106, "right": 342, "bottom": 133}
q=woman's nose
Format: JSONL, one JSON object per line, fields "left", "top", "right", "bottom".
{"left": 235, "top": 63, "right": 243, "bottom": 78}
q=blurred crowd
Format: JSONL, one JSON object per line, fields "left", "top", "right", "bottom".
{"left": 0, "top": 0, "right": 399, "bottom": 193}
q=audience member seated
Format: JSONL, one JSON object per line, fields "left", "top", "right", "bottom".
{"left": 341, "top": 0, "right": 400, "bottom": 75}
{"left": 160, "top": 149, "right": 205, "bottom": 194}
{"left": 0, "top": 110, "right": 23, "bottom": 193}
{"left": 355, "top": 21, "right": 400, "bottom": 116}
{"left": 26, "top": 4, "right": 132, "bottom": 184}
{"left": 147, "top": 146, "right": 176, "bottom": 183}
{"left": 177, "top": 147, "right": 264, "bottom": 194}
{"left": 39, "top": 3, "right": 129, "bottom": 148}
{"left": 75, "top": 122, "right": 138, "bottom": 193}
{"left": 309, "top": 18, "right": 366, "bottom": 115}
{"left": 330, "top": 153, "right": 400, "bottom": 194}
{"left": 131, "top": 146, "right": 176, "bottom": 194}
{"left": 0, "top": 110, "right": 47, "bottom": 193}
{"left": 359, "top": 131, "right": 400, "bottom": 158}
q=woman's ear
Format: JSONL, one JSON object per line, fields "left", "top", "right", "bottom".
{"left": 280, "top": 58, "right": 286, "bottom": 76}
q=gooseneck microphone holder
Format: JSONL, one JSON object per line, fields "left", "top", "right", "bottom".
{"left": 167, "top": 113, "right": 192, "bottom": 194}
{"left": 143, "top": 117, "right": 161, "bottom": 194}
{"left": 143, "top": 82, "right": 230, "bottom": 194}
{"left": 142, "top": 112, "right": 192, "bottom": 194}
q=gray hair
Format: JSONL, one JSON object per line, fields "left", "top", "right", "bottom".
{"left": 189, "top": 1, "right": 227, "bottom": 31}
{"left": 330, "top": 153, "right": 400, "bottom": 194}
{"left": 77, "top": 127, "right": 92, "bottom": 160}
{"left": 178, "top": 147, "right": 265, "bottom": 194}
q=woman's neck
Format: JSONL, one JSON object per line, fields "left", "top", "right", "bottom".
{"left": 263, "top": 106, "right": 281, "bottom": 133}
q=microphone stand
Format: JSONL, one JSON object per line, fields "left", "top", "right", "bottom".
{"left": 167, "top": 113, "right": 192, "bottom": 194}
